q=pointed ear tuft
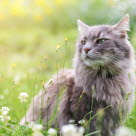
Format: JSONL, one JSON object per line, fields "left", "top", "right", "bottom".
{"left": 77, "top": 19, "right": 89, "bottom": 34}
{"left": 114, "top": 14, "right": 130, "bottom": 32}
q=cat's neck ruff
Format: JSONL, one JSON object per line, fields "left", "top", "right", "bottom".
{"left": 74, "top": 59, "right": 133, "bottom": 105}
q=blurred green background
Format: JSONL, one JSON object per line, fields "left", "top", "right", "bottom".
{"left": 0, "top": 0, "right": 136, "bottom": 132}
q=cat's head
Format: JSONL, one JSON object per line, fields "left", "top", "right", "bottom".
{"left": 76, "top": 15, "right": 133, "bottom": 71}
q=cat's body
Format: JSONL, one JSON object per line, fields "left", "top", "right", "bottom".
{"left": 20, "top": 15, "right": 135, "bottom": 136}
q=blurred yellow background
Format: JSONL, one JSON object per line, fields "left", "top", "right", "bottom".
{"left": 0, "top": 0, "right": 136, "bottom": 134}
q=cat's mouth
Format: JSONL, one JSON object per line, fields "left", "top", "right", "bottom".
{"left": 86, "top": 54, "right": 103, "bottom": 60}
{"left": 81, "top": 53, "right": 105, "bottom": 67}
{"left": 81, "top": 51, "right": 107, "bottom": 66}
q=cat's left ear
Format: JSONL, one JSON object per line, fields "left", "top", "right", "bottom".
{"left": 77, "top": 20, "right": 89, "bottom": 34}
{"left": 113, "top": 14, "right": 130, "bottom": 35}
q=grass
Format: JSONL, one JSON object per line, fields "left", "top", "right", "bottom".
{"left": 0, "top": 26, "right": 77, "bottom": 135}
{"left": 0, "top": 27, "right": 76, "bottom": 116}
{"left": 0, "top": 0, "right": 136, "bottom": 135}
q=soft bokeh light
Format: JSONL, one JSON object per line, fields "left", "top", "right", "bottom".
{"left": 0, "top": 0, "right": 136, "bottom": 135}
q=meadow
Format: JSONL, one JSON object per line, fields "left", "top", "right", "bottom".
{"left": 0, "top": 0, "right": 136, "bottom": 135}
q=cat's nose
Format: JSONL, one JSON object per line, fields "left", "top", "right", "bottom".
{"left": 83, "top": 48, "right": 91, "bottom": 54}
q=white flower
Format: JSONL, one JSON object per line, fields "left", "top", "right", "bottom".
{"left": 61, "top": 124, "right": 84, "bottom": 136}
{"left": 0, "top": 107, "right": 11, "bottom": 122}
{"left": 69, "top": 120, "right": 75, "bottom": 124}
{"left": 28, "top": 123, "right": 43, "bottom": 131}
{"left": 78, "top": 127, "right": 85, "bottom": 134}
{"left": 1, "top": 107, "right": 10, "bottom": 115}
{"left": 115, "top": 126, "right": 136, "bottom": 136}
{"left": 28, "top": 122, "right": 35, "bottom": 128}
{"left": 32, "top": 124, "right": 43, "bottom": 132}
{"left": 32, "top": 124, "right": 44, "bottom": 136}
{"left": 2, "top": 111, "right": 9, "bottom": 116}
{"left": 19, "top": 92, "right": 29, "bottom": 98}
{"left": 78, "top": 119, "right": 85, "bottom": 125}
{"left": 0, "top": 115, "right": 11, "bottom": 122}
{"left": 18, "top": 92, "right": 29, "bottom": 103}
{"left": 1, "top": 107, "right": 10, "bottom": 112}
{"left": 32, "top": 131, "right": 44, "bottom": 136}
{"left": 48, "top": 128, "right": 57, "bottom": 136}
{"left": 61, "top": 124, "right": 76, "bottom": 136}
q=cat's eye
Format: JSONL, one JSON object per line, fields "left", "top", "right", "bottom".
{"left": 81, "top": 37, "right": 87, "bottom": 45}
{"left": 96, "top": 38, "right": 108, "bottom": 44}
{"left": 81, "top": 40, "right": 86, "bottom": 45}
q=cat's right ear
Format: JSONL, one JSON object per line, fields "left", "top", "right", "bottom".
{"left": 113, "top": 14, "right": 130, "bottom": 37}
{"left": 77, "top": 20, "right": 89, "bottom": 34}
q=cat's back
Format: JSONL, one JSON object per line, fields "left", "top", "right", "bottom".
{"left": 20, "top": 69, "right": 75, "bottom": 126}
{"left": 46, "top": 68, "right": 75, "bottom": 87}
{"left": 42, "top": 68, "right": 75, "bottom": 106}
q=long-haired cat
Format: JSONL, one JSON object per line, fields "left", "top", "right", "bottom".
{"left": 20, "top": 15, "right": 135, "bottom": 136}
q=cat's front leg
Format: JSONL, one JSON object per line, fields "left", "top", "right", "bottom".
{"left": 99, "top": 107, "right": 120, "bottom": 136}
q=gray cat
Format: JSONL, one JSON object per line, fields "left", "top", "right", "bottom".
{"left": 20, "top": 15, "right": 135, "bottom": 136}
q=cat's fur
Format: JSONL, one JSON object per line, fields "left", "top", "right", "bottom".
{"left": 20, "top": 15, "right": 135, "bottom": 136}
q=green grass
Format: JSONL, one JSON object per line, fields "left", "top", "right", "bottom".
{"left": 0, "top": 0, "right": 136, "bottom": 134}
{"left": 0, "top": 27, "right": 77, "bottom": 135}
{"left": 0, "top": 27, "right": 76, "bottom": 116}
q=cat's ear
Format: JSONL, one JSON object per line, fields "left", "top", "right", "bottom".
{"left": 77, "top": 20, "right": 89, "bottom": 34}
{"left": 113, "top": 14, "right": 130, "bottom": 34}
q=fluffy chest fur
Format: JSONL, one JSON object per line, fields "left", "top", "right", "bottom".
{"left": 74, "top": 60, "right": 134, "bottom": 113}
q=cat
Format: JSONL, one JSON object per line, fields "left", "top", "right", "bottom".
{"left": 20, "top": 14, "right": 135, "bottom": 136}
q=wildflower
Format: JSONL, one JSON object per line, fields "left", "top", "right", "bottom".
{"left": 0, "top": 115, "right": 11, "bottom": 122}
{"left": 115, "top": 126, "right": 136, "bottom": 136}
{"left": 32, "top": 124, "right": 43, "bottom": 131}
{"left": 1, "top": 107, "right": 10, "bottom": 115}
{"left": 48, "top": 128, "right": 57, "bottom": 136}
{"left": 78, "top": 119, "right": 85, "bottom": 125}
{"left": 28, "top": 122, "right": 36, "bottom": 128}
{"left": 78, "top": 127, "right": 85, "bottom": 135}
{"left": 65, "top": 38, "right": 68, "bottom": 41}
{"left": 18, "top": 92, "right": 29, "bottom": 103}
{"left": 69, "top": 119, "right": 75, "bottom": 124}
{"left": 56, "top": 44, "right": 61, "bottom": 52}
{"left": 61, "top": 124, "right": 76, "bottom": 136}
{"left": 0, "top": 107, "right": 10, "bottom": 122}
{"left": 61, "top": 124, "right": 84, "bottom": 136}
{"left": 32, "top": 124, "right": 44, "bottom": 136}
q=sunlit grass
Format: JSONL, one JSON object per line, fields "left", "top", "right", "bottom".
{"left": 0, "top": 0, "right": 136, "bottom": 135}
